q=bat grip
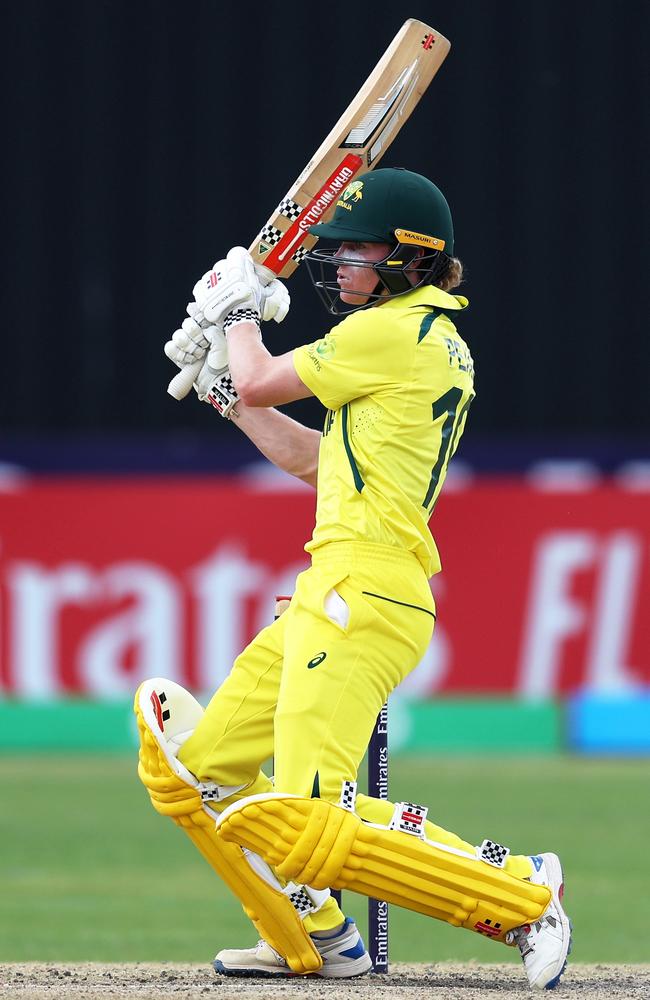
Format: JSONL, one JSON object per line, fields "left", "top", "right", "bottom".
{"left": 167, "top": 359, "right": 203, "bottom": 400}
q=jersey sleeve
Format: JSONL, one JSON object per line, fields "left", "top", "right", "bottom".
{"left": 293, "top": 310, "right": 406, "bottom": 410}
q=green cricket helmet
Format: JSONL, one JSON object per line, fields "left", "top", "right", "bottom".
{"left": 305, "top": 167, "right": 454, "bottom": 314}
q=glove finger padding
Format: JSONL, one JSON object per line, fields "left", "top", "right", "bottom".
{"left": 165, "top": 327, "right": 210, "bottom": 367}
{"left": 261, "top": 279, "right": 290, "bottom": 323}
{"left": 180, "top": 316, "right": 210, "bottom": 350}
{"left": 230, "top": 245, "right": 258, "bottom": 285}
{"left": 165, "top": 338, "right": 200, "bottom": 368}
{"left": 186, "top": 301, "right": 209, "bottom": 327}
{"left": 165, "top": 303, "right": 218, "bottom": 369}
{"left": 194, "top": 248, "right": 263, "bottom": 325}
{"left": 208, "top": 326, "right": 228, "bottom": 371}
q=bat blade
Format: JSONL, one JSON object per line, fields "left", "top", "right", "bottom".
{"left": 168, "top": 20, "right": 450, "bottom": 400}
{"left": 251, "top": 19, "right": 450, "bottom": 282}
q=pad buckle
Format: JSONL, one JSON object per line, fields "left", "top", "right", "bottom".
{"left": 287, "top": 886, "right": 315, "bottom": 916}
{"left": 285, "top": 882, "right": 330, "bottom": 918}
{"left": 199, "top": 783, "right": 221, "bottom": 802}
{"left": 200, "top": 780, "right": 248, "bottom": 804}
{"left": 477, "top": 838, "right": 510, "bottom": 868}
{"left": 339, "top": 780, "right": 357, "bottom": 812}
{"left": 389, "top": 801, "right": 428, "bottom": 837}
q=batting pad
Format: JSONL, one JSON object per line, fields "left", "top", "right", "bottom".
{"left": 134, "top": 680, "right": 322, "bottom": 974}
{"left": 217, "top": 793, "right": 552, "bottom": 943}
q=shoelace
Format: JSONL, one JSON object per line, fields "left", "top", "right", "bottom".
{"left": 506, "top": 925, "right": 526, "bottom": 944}
{"left": 506, "top": 910, "right": 560, "bottom": 956}
{"left": 256, "top": 940, "right": 286, "bottom": 965}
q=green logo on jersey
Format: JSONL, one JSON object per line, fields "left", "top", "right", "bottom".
{"left": 316, "top": 336, "right": 335, "bottom": 359}
{"left": 307, "top": 652, "right": 327, "bottom": 669}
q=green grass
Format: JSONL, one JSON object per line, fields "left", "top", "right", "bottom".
{"left": 1, "top": 754, "right": 648, "bottom": 963}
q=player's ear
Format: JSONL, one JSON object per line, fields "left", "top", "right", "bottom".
{"left": 405, "top": 247, "right": 425, "bottom": 271}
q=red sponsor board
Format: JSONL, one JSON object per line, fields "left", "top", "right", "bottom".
{"left": 0, "top": 476, "right": 648, "bottom": 697}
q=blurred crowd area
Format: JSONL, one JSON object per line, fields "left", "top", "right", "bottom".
{"left": 1, "top": 2, "right": 648, "bottom": 754}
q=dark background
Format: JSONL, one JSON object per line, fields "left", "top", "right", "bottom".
{"left": 2, "top": 0, "right": 648, "bottom": 470}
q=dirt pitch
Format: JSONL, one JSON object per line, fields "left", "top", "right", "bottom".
{"left": 2, "top": 963, "right": 649, "bottom": 1000}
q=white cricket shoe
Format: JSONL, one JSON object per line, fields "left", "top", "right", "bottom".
{"left": 213, "top": 916, "right": 372, "bottom": 978}
{"left": 507, "top": 853, "right": 572, "bottom": 990}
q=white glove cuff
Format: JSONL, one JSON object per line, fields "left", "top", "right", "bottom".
{"left": 202, "top": 370, "right": 240, "bottom": 419}
{"left": 224, "top": 308, "right": 261, "bottom": 335}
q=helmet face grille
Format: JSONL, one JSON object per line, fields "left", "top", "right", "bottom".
{"left": 304, "top": 243, "right": 449, "bottom": 316}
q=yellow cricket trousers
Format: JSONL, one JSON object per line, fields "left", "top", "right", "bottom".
{"left": 179, "top": 541, "right": 435, "bottom": 802}
{"left": 179, "top": 540, "right": 532, "bottom": 935}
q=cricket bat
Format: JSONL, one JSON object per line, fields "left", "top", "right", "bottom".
{"left": 168, "top": 19, "right": 450, "bottom": 400}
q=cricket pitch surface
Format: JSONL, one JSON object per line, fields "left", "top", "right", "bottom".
{"left": 2, "top": 963, "right": 649, "bottom": 999}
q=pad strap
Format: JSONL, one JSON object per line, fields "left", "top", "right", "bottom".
{"left": 217, "top": 793, "right": 552, "bottom": 944}
{"left": 339, "top": 780, "right": 357, "bottom": 812}
{"left": 477, "top": 838, "right": 511, "bottom": 868}
{"left": 389, "top": 801, "right": 429, "bottom": 837}
{"left": 242, "top": 848, "right": 329, "bottom": 918}
{"left": 134, "top": 682, "right": 323, "bottom": 973}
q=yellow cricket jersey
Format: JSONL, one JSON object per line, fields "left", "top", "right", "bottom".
{"left": 293, "top": 285, "right": 475, "bottom": 578}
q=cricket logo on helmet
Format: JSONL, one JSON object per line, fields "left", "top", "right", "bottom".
{"left": 338, "top": 180, "right": 364, "bottom": 208}
{"left": 305, "top": 167, "right": 454, "bottom": 315}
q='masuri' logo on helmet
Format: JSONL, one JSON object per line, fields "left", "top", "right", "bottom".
{"left": 307, "top": 652, "right": 327, "bottom": 669}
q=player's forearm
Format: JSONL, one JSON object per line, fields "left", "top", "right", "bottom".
{"left": 230, "top": 401, "right": 320, "bottom": 487}
{"left": 227, "top": 323, "right": 309, "bottom": 407}
{"left": 227, "top": 324, "right": 270, "bottom": 399}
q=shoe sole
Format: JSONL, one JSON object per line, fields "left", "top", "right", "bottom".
{"left": 213, "top": 959, "right": 299, "bottom": 978}
{"left": 213, "top": 959, "right": 371, "bottom": 980}
{"left": 539, "top": 853, "right": 572, "bottom": 990}
{"left": 545, "top": 919, "right": 573, "bottom": 990}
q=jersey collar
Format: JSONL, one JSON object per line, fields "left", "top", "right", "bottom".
{"left": 380, "top": 284, "right": 469, "bottom": 313}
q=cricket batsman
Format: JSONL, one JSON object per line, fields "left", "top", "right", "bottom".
{"left": 135, "top": 168, "right": 571, "bottom": 988}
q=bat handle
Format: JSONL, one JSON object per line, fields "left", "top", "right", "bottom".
{"left": 167, "top": 359, "right": 203, "bottom": 400}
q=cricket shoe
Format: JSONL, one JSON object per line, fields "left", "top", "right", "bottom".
{"left": 507, "top": 853, "right": 572, "bottom": 990}
{"left": 213, "top": 916, "right": 372, "bottom": 978}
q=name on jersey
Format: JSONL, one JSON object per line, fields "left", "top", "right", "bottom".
{"left": 444, "top": 336, "right": 474, "bottom": 377}
{"left": 305, "top": 344, "right": 323, "bottom": 372}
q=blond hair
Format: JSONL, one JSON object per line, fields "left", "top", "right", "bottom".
{"left": 434, "top": 256, "right": 464, "bottom": 292}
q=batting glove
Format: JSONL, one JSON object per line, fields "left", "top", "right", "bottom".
{"left": 194, "top": 247, "right": 290, "bottom": 328}
{"left": 260, "top": 272, "right": 290, "bottom": 323}
{"left": 193, "top": 247, "right": 263, "bottom": 326}
{"left": 194, "top": 326, "right": 240, "bottom": 419}
{"left": 164, "top": 302, "right": 216, "bottom": 368}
